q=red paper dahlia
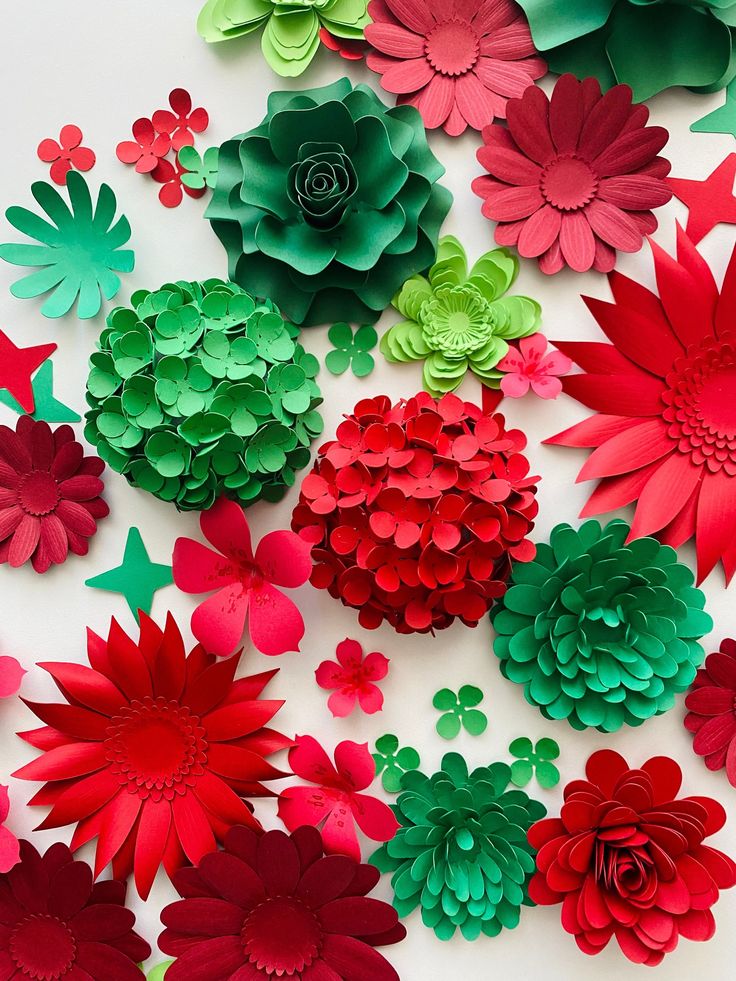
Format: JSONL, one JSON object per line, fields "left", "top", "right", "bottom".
{"left": 685, "top": 638, "right": 736, "bottom": 787}
{"left": 291, "top": 392, "right": 539, "bottom": 634}
{"left": 529, "top": 750, "right": 736, "bottom": 966}
{"left": 472, "top": 74, "right": 672, "bottom": 273}
{"left": 14, "top": 613, "right": 289, "bottom": 899}
{"left": 159, "top": 825, "right": 406, "bottom": 981}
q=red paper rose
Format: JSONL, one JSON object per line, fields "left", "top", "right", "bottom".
{"left": 685, "top": 638, "right": 736, "bottom": 787}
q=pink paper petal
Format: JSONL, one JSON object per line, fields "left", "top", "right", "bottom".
{"left": 255, "top": 530, "right": 311, "bottom": 588}
{"left": 289, "top": 735, "right": 340, "bottom": 785}
{"left": 248, "top": 583, "right": 305, "bottom": 656}
{"left": 0, "top": 655, "right": 25, "bottom": 698}
{"left": 191, "top": 583, "right": 249, "bottom": 658}
{"left": 201, "top": 497, "right": 252, "bottom": 562}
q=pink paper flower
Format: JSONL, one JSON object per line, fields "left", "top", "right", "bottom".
{"left": 0, "top": 655, "right": 24, "bottom": 699}
{"left": 497, "top": 334, "right": 571, "bottom": 399}
{"left": 37, "top": 125, "right": 96, "bottom": 186}
{"left": 0, "top": 786, "right": 20, "bottom": 873}
{"left": 116, "top": 117, "right": 172, "bottom": 174}
{"left": 278, "top": 736, "right": 399, "bottom": 860}
{"left": 173, "top": 496, "right": 312, "bottom": 657}
{"left": 316, "top": 638, "right": 389, "bottom": 717}
{"left": 152, "top": 88, "right": 209, "bottom": 151}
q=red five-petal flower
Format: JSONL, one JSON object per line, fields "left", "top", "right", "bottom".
{"left": 152, "top": 88, "right": 209, "bottom": 151}
{"left": 315, "top": 638, "right": 390, "bottom": 717}
{"left": 37, "top": 124, "right": 96, "bottom": 185}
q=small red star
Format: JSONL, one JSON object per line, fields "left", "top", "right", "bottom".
{"left": 0, "top": 331, "right": 57, "bottom": 413}
{"left": 668, "top": 154, "right": 736, "bottom": 245}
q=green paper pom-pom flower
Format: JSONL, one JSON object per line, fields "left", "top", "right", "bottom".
{"left": 491, "top": 519, "right": 713, "bottom": 733}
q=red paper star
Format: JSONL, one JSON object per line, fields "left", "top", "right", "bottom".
{"left": 0, "top": 331, "right": 56, "bottom": 413}
{"left": 668, "top": 154, "right": 736, "bottom": 245}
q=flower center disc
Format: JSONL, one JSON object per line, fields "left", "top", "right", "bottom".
{"left": 18, "top": 470, "right": 60, "bottom": 516}
{"left": 421, "top": 287, "right": 494, "bottom": 355}
{"left": 541, "top": 156, "right": 598, "bottom": 211}
{"left": 242, "top": 897, "right": 322, "bottom": 975}
{"left": 10, "top": 914, "right": 77, "bottom": 980}
{"left": 425, "top": 19, "right": 479, "bottom": 76}
{"left": 695, "top": 364, "right": 736, "bottom": 434}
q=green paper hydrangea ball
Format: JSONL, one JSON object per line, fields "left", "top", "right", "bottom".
{"left": 84, "top": 279, "right": 323, "bottom": 511}
{"left": 491, "top": 519, "right": 712, "bottom": 732}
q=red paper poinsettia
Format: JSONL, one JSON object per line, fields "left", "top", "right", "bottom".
{"left": 37, "top": 124, "right": 96, "bottom": 185}
{"left": 116, "top": 117, "right": 171, "bottom": 174}
{"left": 316, "top": 637, "right": 389, "bottom": 717}
{"left": 14, "top": 613, "right": 289, "bottom": 899}
{"left": 152, "top": 88, "right": 209, "bottom": 151}
{"left": 159, "top": 825, "right": 405, "bottom": 980}
{"left": 472, "top": 74, "right": 672, "bottom": 273}
{"left": 685, "top": 638, "right": 736, "bottom": 787}
{"left": 528, "top": 750, "right": 736, "bottom": 966}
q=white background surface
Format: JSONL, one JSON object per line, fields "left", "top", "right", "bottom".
{"left": 0, "top": 3, "right": 735, "bottom": 979}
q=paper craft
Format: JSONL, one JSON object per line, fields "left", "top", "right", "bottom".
{"left": 278, "top": 735, "right": 399, "bottom": 860}
{"left": 291, "top": 392, "right": 539, "bottom": 634}
{"left": 152, "top": 89, "right": 209, "bottom": 150}
{"left": 497, "top": 334, "right": 571, "bottom": 399}
{"left": 116, "top": 117, "right": 172, "bottom": 174}
{"left": 373, "top": 734, "right": 420, "bottom": 793}
{"left": 365, "top": 0, "right": 545, "bottom": 136}
{"left": 529, "top": 750, "right": 736, "bottom": 965}
{"left": 472, "top": 74, "right": 672, "bottom": 274}
{"left": 0, "top": 330, "right": 56, "bottom": 413}
{"left": 0, "top": 786, "right": 19, "bottom": 873}
{"left": 0, "top": 172, "right": 134, "bottom": 319}
{"left": 147, "top": 965, "right": 173, "bottom": 981}
{"left": 508, "top": 737, "right": 560, "bottom": 788}
{"left": 372, "top": 753, "right": 546, "bottom": 941}
{"left": 178, "top": 146, "right": 219, "bottom": 190}
{"left": 685, "top": 638, "right": 736, "bottom": 788}
{"left": 0, "top": 654, "right": 25, "bottom": 698}
{"left": 381, "top": 237, "right": 540, "bottom": 397}
{"left": 37, "top": 125, "right": 95, "bottom": 186}
{"left": 546, "top": 229, "right": 736, "bottom": 584}
{"left": 85, "top": 526, "right": 173, "bottom": 622}
{"left": 692, "top": 79, "right": 736, "bottom": 139}
{"left": 319, "top": 27, "right": 367, "bottom": 61}
{"left": 207, "top": 78, "right": 452, "bottom": 326}
{"left": 160, "top": 825, "right": 405, "bottom": 981}
{"left": 433, "top": 685, "right": 487, "bottom": 739}
{"left": 15, "top": 613, "right": 289, "bottom": 899}
{"left": 325, "top": 323, "right": 377, "bottom": 377}
{"left": 316, "top": 637, "right": 389, "bottom": 716}
{"left": 492, "top": 519, "right": 712, "bottom": 732}
{"left": 0, "top": 359, "right": 81, "bottom": 423}
{"left": 152, "top": 157, "right": 207, "bottom": 209}
{"left": 668, "top": 155, "right": 736, "bottom": 245}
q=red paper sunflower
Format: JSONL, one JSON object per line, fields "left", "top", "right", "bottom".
{"left": 529, "top": 750, "right": 736, "bottom": 966}
{"left": 159, "top": 825, "right": 405, "bottom": 981}
{"left": 14, "top": 613, "right": 289, "bottom": 899}
{"left": 685, "top": 638, "right": 736, "bottom": 787}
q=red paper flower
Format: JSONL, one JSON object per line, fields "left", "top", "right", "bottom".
{"left": 0, "top": 839, "right": 150, "bottom": 979}
{"left": 497, "top": 333, "right": 571, "bottom": 399}
{"left": 472, "top": 74, "right": 672, "bottom": 273}
{"left": 319, "top": 27, "right": 367, "bottom": 60}
{"left": 0, "top": 654, "right": 24, "bottom": 698}
{"left": 152, "top": 156, "right": 207, "bottom": 208}
{"left": 152, "top": 88, "right": 209, "bottom": 151}
{"left": 0, "top": 785, "right": 19, "bottom": 873}
{"left": 316, "top": 637, "right": 389, "bottom": 717}
{"left": 278, "top": 736, "right": 399, "bottom": 860}
{"left": 173, "top": 496, "right": 312, "bottom": 658}
{"left": 37, "top": 125, "right": 96, "bottom": 185}
{"left": 116, "top": 117, "right": 171, "bottom": 174}
{"left": 0, "top": 417, "right": 108, "bottom": 574}
{"left": 291, "top": 392, "right": 539, "bottom": 634}
{"left": 529, "top": 750, "right": 736, "bottom": 966}
{"left": 685, "top": 639, "right": 736, "bottom": 787}
{"left": 159, "top": 824, "right": 405, "bottom": 981}
{"left": 365, "top": 0, "right": 545, "bottom": 136}
{"left": 546, "top": 228, "right": 736, "bottom": 583}
{"left": 14, "top": 613, "right": 289, "bottom": 899}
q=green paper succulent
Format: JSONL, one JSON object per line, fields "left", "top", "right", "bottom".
{"left": 433, "top": 686, "right": 488, "bottom": 740}
{"left": 508, "top": 737, "right": 560, "bottom": 789}
{"left": 491, "top": 520, "right": 712, "bottom": 733}
{"left": 85, "top": 279, "right": 323, "bottom": 511}
{"left": 207, "top": 78, "right": 452, "bottom": 326}
{"left": 373, "top": 734, "right": 421, "bottom": 793}
{"left": 178, "top": 146, "right": 219, "bottom": 190}
{"left": 371, "top": 753, "right": 546, "bottom": 941}
{"left": 381, "top": 237, "right": 541, "bottom": 397}
{"left": 325, "top": 322, "right": 377, "bottom": 376}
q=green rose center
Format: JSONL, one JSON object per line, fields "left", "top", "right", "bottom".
{"left": 288, "top": 143, "right": 358, "bottom": 230}
{"left": 420, "top": 286, "right": 495, "bottom": 355}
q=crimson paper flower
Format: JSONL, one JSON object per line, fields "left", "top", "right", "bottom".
{"left": 152, "top": 88, "right": 209, "bottom": 151}
{"left": 529, "top": 750, "right": 736, "bottom": 966}
{"left": 316, "top": 637, "right": 389, "bottom": 717}
{"left": 472, "top": 74, "right": 672, "bottom": 273}
{"left": 159, "top": 825, "right": 405, "bottom": 981}
{"left": 116, "top": 117, "right": 171, "bottom": 174}
{"left": 37, "top": 125, "right": 96, "bottom": 185}
{"left": 14, "top": 612, "right": 289, "bottom": 899}
{"left": 685, "top": 638, "right": 736, "bottom": 787}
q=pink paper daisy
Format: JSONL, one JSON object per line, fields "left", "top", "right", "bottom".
{"left": 316, "top": 637, "right": 389, "bottom": 717}
{"left": 497, "top": 334, "right": 571, "bottom": 399}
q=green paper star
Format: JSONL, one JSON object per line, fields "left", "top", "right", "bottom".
{"left": 0, "top": 360, "right": 80, "bottom": 423}
{"left": 85, "top": 527, "right": 172, "bottom": 622}
{"left": 692, "top": 82, "right": 736, "bottom": 139}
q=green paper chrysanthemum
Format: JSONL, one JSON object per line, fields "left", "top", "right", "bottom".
{"left": 380, "top": 237, "right": 540, "bottom": 397}
{"left": 371, "top": 753, "right": 545, "bottom": 941}
{"left": 491, "top": 519, "right": 712, "bottom": 732}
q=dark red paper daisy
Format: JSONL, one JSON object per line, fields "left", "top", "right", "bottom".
{"left": 152, "top": 88, "right": 209, "bottom": 151}
{"left": 472, "top": 74, "right": 672, "bottom": 273}
{"left": 159, "top": 825, "right": 405, "bottom": 981}
{"left": 14, "top": 613, "right": 289, "bottom": 899}
{"left": 0, "top": 839, "right": 150, "bottom": 980}
{"left": 529, "top": 750, "right": 736, "bottom": 966}
{"left": 0, "top": 417, "right": 108, "bottom": 574}
{"left": 685, "top": 638, "right": 736, "bottom": 787}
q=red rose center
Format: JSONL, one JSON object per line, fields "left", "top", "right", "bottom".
{"left": 10, "top": 914, "right": 77, "bottom": 980}
{"left": 541, "top": 155, "right": 599, "bottom": 212}
{"left": 18, "top": 470, "right": 61, "bottom": 516}
{"left": 425, "top": 19, "right": 479, "bottom": 77}
{"left": 242, "top": 896, "right": 322, "bottom": 975}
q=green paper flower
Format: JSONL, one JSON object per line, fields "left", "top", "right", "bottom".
{"left": 207, "top": 78, "right": 452, "bottom": 326}
{"left": 178, "top": 146, "right": 219, "bottom": 190}
{"left": 373, "top": 735, "right": 421, "bottom": 794}
{"left": 433, "top": 686, "right": 488, "bottom": 740}
{"left": 371, "top": 753, "right": 546, "bottom": 941}
{"left": 491, "top": 520, "right": 712, "bottom": 732}
{"left": 381, "top": 237, "right": 541, "bottom": 397}
{"left": 508, "top": 738, "right": 560, "bottom": 789}
{"left": 325, "top": 322, "right": 377, "bottom": 376}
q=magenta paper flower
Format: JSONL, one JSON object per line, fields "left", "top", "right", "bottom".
{"left": 0, "top": 654, "right": 24, "bottom": 699}
{"left": 37, "top": 125, "right": 96, "bottom": 186}
{"left": 0, "top": 785, "right": 19, "bottom": 873}
{"left": 497, "top": 334, "right": 571, "bottom": 399}
{"left": 278, "top": 736, "right": 399, "bottom": 861}
{"left": 116, "top": 117, "right": 171, "bottom": 174}
{"left": 173, "top": 496, "right": 312, "bottom": 657}
{"left": 152, "top": 88, "right": 209, "bottom": 151}
{"left": 316, "top": 638, "right": 389, "bottom": 717}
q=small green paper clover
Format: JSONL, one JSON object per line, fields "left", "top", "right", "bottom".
{"left": 154, "top": 304, "right": 204, "bottom": 357}
{"left": 121, "top": 376, "right": 164, "bottom": 430}
{"left": 373, "top": 734, "right": 421, "bottom": 793}
{"left": 509, "top": 737, "right": 561, "bottom": 789}
{"left": 433, "top": 685, "right": 487, "bottom": 740}
{"left": 325, "top": 322, "right": 377, "bottom": 377}
{"left": 178, "top": 146, "right": 219, "bottom": 190}
{"left": 155, "top": 356, "right": 213, "bottom": 416}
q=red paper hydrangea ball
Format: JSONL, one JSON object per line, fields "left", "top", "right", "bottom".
{"left": 291, "top": 393, "right": 539, "bottom": 633}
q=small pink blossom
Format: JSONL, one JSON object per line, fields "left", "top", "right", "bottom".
{"left": 0, "top": 655, "right": 24, "bottom": 699}
{"left": 497, "top": 334, "right": 571, "bottom": 399}
{"left": 0, "top": 786, "right": 20, "bottom": 873}
{"left": 315, "top": 638, "right": 389, "bottom": 717}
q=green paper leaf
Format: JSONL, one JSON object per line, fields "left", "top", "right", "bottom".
{"left": 432, "top": 688, "right": 457, "bottom": 711}
{"left": 462, "top": 709, "right": 488, "bottom": 736}
{"left": 85, "top": 527, "right": 173, "bottom": 622}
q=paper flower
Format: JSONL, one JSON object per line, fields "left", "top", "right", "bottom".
{"left": 152, "top": 157, "right": 207, "bottom": 209}
{"left": 0, "top": 329, "right": 56, "bottom": 414}
{"left": 316, "top": 637, "right": 389, "bottom": 716}
{"left": 278, "top": 736, "right": 399, "bottom": 860}
{"left": 365, "top": 0, "right": 546, "bottom": 136}
{"left": 320, "top": 26, "right": 368, "bottom": 60}
{"left": 0, "top": 840, "right": 150, "bottom": 978}
{"left": 529, "top": 750, "right": 736, "bottom": 965}
{"left": 147, "top": 964, "right": 173, "bottom": 981}
{"left": 373, "top": 734, "right": 420, "bottom": 793}
{"left": 207, "top": 78, "right": 452, "bottom": 326}
{"left": 372, "top": 752, "right": 546, "bottom": 940}
{"left": 492, "top": 519, "right": 712, "bottom": 732}
{"left": 152, "top": 88, "right": 209, "bottom": 151}
{"left": 685, "top": 638, "right": 736, "bottom": 787}
{"left": 433, "top": 685, "right": 487, "bottom": 739}
{"left": 0, "top": 358, "right": 81, "bottom": 424}
{"left": 0, "top": 654, "right": 25, "bottom": 698}
{"left": 547, "top": 229, "right": 736, "bottom": 584}
{"left": 116, "top": 118, "right": 172, "bottom": 174}
{"left": 84, "top": 279, "right": 323, "bottom": 511}
{"left": 0, "top": 786, "right": 19, "bottom": 872}
{"left": 381, "top": 236, "right": 540, "bottom": 396}
{"left": 178, "top": 145, "right": 219, "bottom": 190}
{"left": 326, "top": 322, "right": 377, "bottom": 377}
{"left": 37, "top": 124, "right": 96, "bottom": 186}
{"left": 291, "top": 392, "right": 539, "bottom": 634}
{"left": 0, "top": 417, "right": 108, "bottom": 574}
{"left": 497, "top": 334, "right": 571, "bottom": 399}
{"left": 508, "top": 737, "right": 560, "bottom": 788}
{"left": 15, "top": 613, "right": 289, "bottom": 899}
{"left": 472, "top": 74, "right": 672, "bottom": 274}
{"left": 159, "top": 825, "right": 405, "bottom": 980}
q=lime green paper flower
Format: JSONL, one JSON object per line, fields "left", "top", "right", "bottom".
{"left": 178, "top": 146, "right": 219, "bottom": 190}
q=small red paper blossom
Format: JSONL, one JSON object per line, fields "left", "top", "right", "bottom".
{"left": 173, "top": 495, "right": 312, "bottom": 658}
{"left": 319, "top": 27, "right": 368, "bottom": 60}
{"left": 159, "top": 825, "right": 405, "bottom": 981}
{"left": 0, "top": 785, "right": 19, "bottom": 872}
{"left": 0, "top": 654, "right": 25, "bottom": 698}
{"left": 472, "top": 74, "right": 673, "bottom": 274}
{"left": 14, "top": 613, "right": 289, "bottom": 900}
{"left": 0, "top": 840, "right": 150, "bottom": 979}
{"left": 685, "top": 638, "right": 736, "bottom": 788}
{"left": 497, "top": 333, "right": 571, "bottom": 399}
{"left": 152, "top": 88, "right": 209, "bottom": 151}
{"left": 37, "top": 124, "right": 96, "bottom": 185}
{"left": 316, "top": 638, "right": 389, "bottom": 717}
{"left": 116, "top": 117, "right": 171, "bottom": 174}
{"left": 278, "top": 736, "right": 399, "bottom": 861}
{"left": 0, "top": 417, "right": 108, "bottom": 574}
{"left": 528, "top": 750, "right": 736, "bottom": 966}
{"left": 152, "top": 156, "right": 207, "bottom": 208}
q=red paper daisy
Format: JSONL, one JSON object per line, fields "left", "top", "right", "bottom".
{"left": 315, "top": 637, "right": 389, "bottom": 717}
{"left": 0, "top": 417, "right": 108, "bottom": 574}
{"left": 159, "top": 825, "right": 405, "bottom": 980}
{"left": 14, "top": 613, "right": 289, "bottom": 899}
{"left": 116, "top": 117, "right": 172, "bottom": 174}
{"left": 37, "top": 125, "right": 96, "bottom": 186}
{"left": 685, "top": 639, "right": 736, "bottom": 787}
{"left": 472, "top": 73, "right": 672, "bottom": 273}
{"left": 152, "top": 88, "right": 209, "bottom": 151}
{"left": 529, "top": 750, "right": 736, "bottom": 966}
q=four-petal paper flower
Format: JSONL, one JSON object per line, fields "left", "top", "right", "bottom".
{"left": 0, "top": 785, "right": 19, "bottom": 872}
{"left": 116, "top": 118, "right": 172, "bottom": 174}
{"left": 152, "top": 88, "right": 209, "bottom": 151}
{"left": 37, "top": 125, "right": 96, "bottom": 185}
{"left": 497, "top": 334, "right": 571, "bottom": 399}
{"left": 316, "top": 637, "right": 389, "bottom": 716}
